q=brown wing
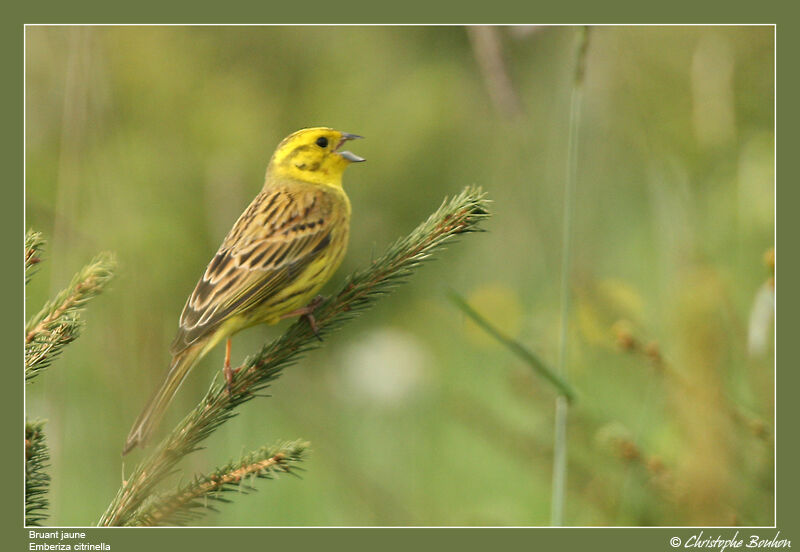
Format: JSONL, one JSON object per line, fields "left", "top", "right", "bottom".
{"left": 170, "top": 185, "right": 337, "bottom": 354}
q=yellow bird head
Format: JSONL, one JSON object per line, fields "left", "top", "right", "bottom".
{"left": 266, "top": 127, "right": 365, "bottom": 187}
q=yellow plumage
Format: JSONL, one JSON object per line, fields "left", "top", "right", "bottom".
{"left": 123, "top": 127, "right": 364, "bottom": 454}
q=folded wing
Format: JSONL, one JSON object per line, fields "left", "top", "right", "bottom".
{"left": 170, "top": 186, "right": 335, "bottom": 354}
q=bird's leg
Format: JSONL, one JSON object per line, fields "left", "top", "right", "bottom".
{"left": 281, "top": 295, "right": 326, "bottom": 341}
{"left": 223, "top": 338, "right": 238, "bottom": 393}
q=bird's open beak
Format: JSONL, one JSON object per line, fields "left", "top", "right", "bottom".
{"left": 336, "top": 133, "right": 365, "bottom": 163}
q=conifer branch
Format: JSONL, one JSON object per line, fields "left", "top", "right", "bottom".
{"left": 25, "top": 235, "right": 116, "bottom": 526}
{"left": 25, "top": 251, "right": 116, "bottom": 383}
{"left": 25, "top": 230, "right": 46, "bottom": 284}
{"left": 131, "top": 442, "right": 308, "bottom": 526}
{"left": 99, "top": 186, "right": 490, "bottom": 526}
{"left": 25, "top": 421, "right": 51, "bottom": 526}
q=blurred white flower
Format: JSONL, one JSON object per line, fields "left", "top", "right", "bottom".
{"left": 747, "top": 282, "right": 774, "bottom": 357}
{"left": 338, "top": 328, "right": 429, "bottom": 405}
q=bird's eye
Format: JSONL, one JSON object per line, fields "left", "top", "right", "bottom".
{"left": 315, "top": 136, "right": 329, "bottom": 148}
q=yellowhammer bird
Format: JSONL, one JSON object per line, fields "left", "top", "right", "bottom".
{"left": 123, "top": 127, "right": 364, "bottom": 454}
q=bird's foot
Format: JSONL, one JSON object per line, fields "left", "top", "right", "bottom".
{"left": 282, "top": 295, "right": 326, "bottom": 341}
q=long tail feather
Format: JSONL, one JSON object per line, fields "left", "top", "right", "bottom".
{"left": 123, "top": 343, "right": 205, "bottom": 455}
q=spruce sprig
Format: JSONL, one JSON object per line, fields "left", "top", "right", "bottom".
{"left": 25, "top": 230, "right": 46, "bottom": 283}
{"left": 25, "top": 421, "right": 51, "bottom": 526}
{"left": 25, "top": 251, "right": 116, "bottom": 383}
{"left": 131, "top": 441, "right": 308, "bottom": 526}
{"left": 25, "top": 234, "right": 116, "bottom": 525}
{"left": 99, "top": 186, "right": 490, "bottom": 526}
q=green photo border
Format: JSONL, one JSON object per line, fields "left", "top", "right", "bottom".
{"left": 6, "top": 3, "right": 794, "bottom": 550}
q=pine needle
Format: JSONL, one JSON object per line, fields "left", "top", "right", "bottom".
{"left": 131, "top": 442, "right": 308, "bottom": 526}
{"left": 26, "top": 421, "right": 51, "bottom": 526}
{"left": 25, "top": 250, "right": 116, "bottom": 383}
{"left": 25, "top": 230, "right": 46, "bottom": 284}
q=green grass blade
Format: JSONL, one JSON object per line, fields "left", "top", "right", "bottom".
{"left": 448, "top": 291, "right": 577, "bottom": 402}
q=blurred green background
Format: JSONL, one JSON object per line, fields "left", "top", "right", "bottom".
{"left": 25, "top": 25, "right": 774, "bottom": 526}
